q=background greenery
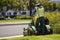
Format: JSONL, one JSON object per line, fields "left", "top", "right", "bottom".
{"left": 45, "top": 12, "right": 60, "bottom": 33}
{"left": 0, "top": 0, "right": 60, "bottom": 11}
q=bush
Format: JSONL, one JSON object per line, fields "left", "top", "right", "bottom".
{"left": 15, "top": 15, "right": 32, "bottom": 19}
{"left": 53, "top": 27, "right": 60, "bottom": 34}
{"left": 45, "top": 12, "right": 60, "bottom": 34}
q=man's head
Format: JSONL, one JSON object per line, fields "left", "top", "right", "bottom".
{"left": 36, "top": 3, "right": 42, "bottom": 7}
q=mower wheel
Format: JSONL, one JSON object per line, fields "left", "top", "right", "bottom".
{"left": 23, "top": 28, "right": 28, "bottom": 36}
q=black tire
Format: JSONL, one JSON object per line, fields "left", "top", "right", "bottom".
{"left": 47, "top": 28, "right": 53, "bottom": 34}
{"left": 49, "top": 28, "right": 53, "bottom": 34}
{"left": 23, "top": 28, "right": 25, "bottom": 31}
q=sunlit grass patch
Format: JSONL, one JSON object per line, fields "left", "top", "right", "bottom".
{"left": 0, "top": 34, "right": 60, "bottom": 40}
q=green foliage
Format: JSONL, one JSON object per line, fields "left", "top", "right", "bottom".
{"left": 0, "top": 0, "right": 60, "bottom": 11}
{"left": 45, "top": 12, "right": 60, "bottom": 33}
{"left": 16, "top": 15, "right": 32, "bottom": 19}
{"left": 56, "top": 3, "right": 60, "bottom": 10}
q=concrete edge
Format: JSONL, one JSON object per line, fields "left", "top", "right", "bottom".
{"left": 0, "top": 35, "right": 24, "bottom": 39}
{"left": 0, "top": 23, "right": 30, "bottom": 26}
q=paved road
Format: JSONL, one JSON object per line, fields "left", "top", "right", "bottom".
{"left": 0, "top": 24, "right": 29, "bottom": 37}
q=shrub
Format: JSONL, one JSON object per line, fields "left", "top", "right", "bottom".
{"left": 15, "top": 15, "right": 32, "bottom": 19}
{"left": 45, "top": 12, "right": 60, "bottom": 33}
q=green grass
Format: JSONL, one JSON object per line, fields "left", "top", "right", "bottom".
{"left": 0, "top": 34, "right": 60, "bottom": 40}
{"left": 0, "top": 19, "right": 31, "bottom": 23}
{"left": 0, "top": 15, "right": 32, "bottom": 23}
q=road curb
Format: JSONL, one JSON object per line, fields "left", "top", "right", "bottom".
{"left": 0, "top": 22, "right": 30, "bottom": 26}
{"left": 0, "top": 35, "right": 24, "bottom": 39}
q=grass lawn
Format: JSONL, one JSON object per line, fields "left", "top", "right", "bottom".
{"left": 0, "top": 15, "right": 31, "bottom": 23}
{"left": 0, "top": 34, "right": 60, "bottom": 40}
{"left": 0, "top": 19, "right": 31, "bottom": 23}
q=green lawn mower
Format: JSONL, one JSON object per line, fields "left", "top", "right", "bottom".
{"left": 23, "top": 17, "right": 53, "bottom": 36}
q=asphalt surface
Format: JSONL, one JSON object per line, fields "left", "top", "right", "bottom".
{"left": 0, "top": 24, "right": 29, "bottom": 37}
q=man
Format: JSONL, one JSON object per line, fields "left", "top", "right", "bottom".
{"left": 33, "top": 3, "right": 44, "bottom": 25}
{"left": 29, "top": 3, "right": 53, "bottom": 35}
{"left": 33, "top": 3, "right": 45, "bottom": 34}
